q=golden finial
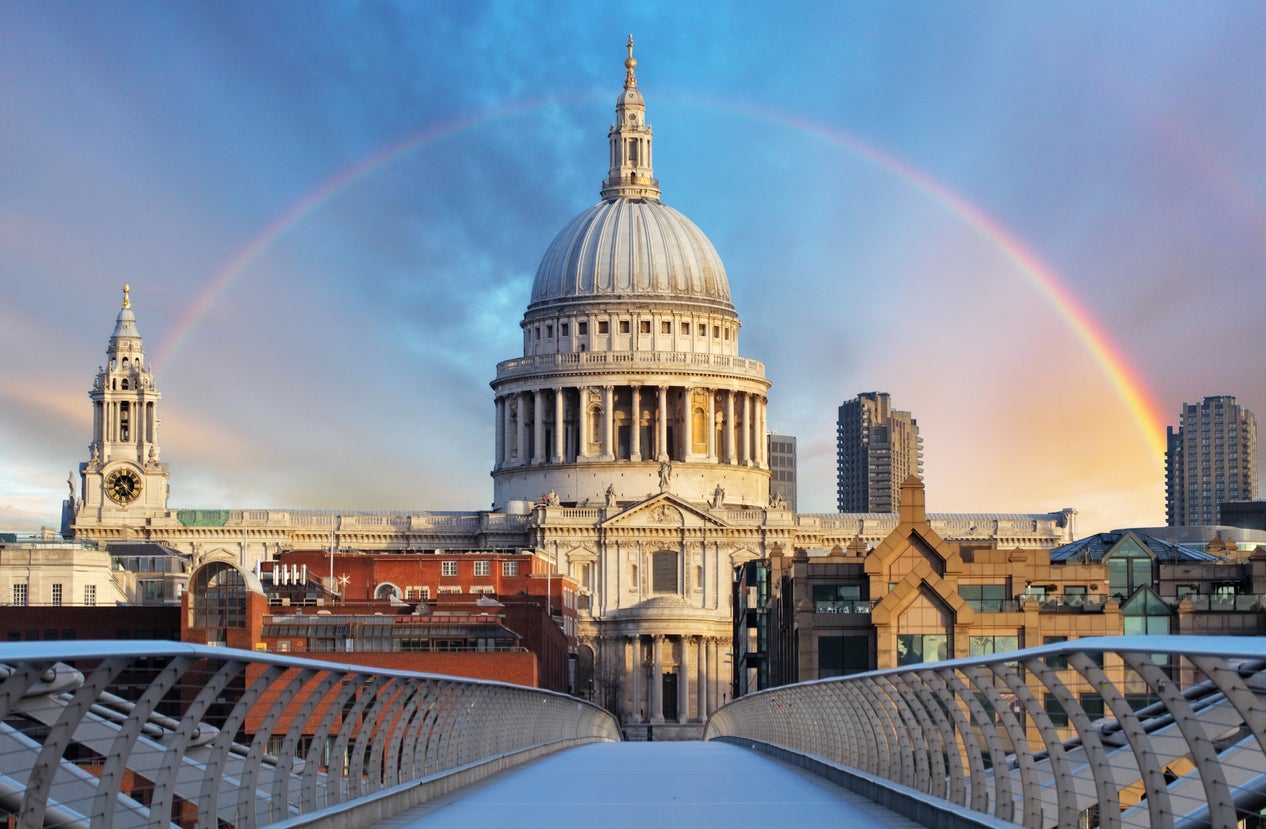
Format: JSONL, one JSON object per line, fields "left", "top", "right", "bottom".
{"left": 624, "top": 34, "right": 637, "bottom": 88}
{"left": 122, "top": 284, "right": 131, "bottom": 309}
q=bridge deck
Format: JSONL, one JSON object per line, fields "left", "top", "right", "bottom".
{"left": 373, "top": 741, "right": 922, "bottom": 828}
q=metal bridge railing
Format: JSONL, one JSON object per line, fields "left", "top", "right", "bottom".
{"left": 705, "top": 636, "right": 1266, "bottom": 829}
{"left": 0, "top": 641, "right": 619, "bottom": 828}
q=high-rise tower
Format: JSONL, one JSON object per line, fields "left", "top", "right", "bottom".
{"left": 71, "top": 285, "right": 170, "bottom": 537}
{"left": 836, "top": 392, "right": 923, "bottom": 513}
{"left": 1165, "top": 395, "right": 1258, "bottom": 526}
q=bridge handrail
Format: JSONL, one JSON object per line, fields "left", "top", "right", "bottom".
{"left": 706, "top": 635, "right": 1266, "bottom": 829}
{"left": 0, "top": 641, "right": 619, "bottom": 828}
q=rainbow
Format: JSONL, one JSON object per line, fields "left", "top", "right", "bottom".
{"left": 152, "top": 95, "right": 576, "bottom": 371}
{"left": 154, "top": 93, "right": 1168, "bottom": 462}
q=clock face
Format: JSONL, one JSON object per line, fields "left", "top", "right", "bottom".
{"left": 105, "top": 468, "right": 142, "bottom": 505}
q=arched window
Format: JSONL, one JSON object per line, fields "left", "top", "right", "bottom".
{"left": 190, "top": 562, "right": 248, "bottom": 629}
{"left": 692, "top": 407, "right": 707, "bottom": 454}
{"left": 651, "top": 551, "right": 678, "bottom": 594}
{"left": 375, "top": 583, "right": 402, "bottom": 601}
{"left": 588, "top": 405, "right": 602, "bottom": 454}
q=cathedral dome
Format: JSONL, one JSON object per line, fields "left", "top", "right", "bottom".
{"left": 528, "top": 197, "right": 732, "bottom": 312}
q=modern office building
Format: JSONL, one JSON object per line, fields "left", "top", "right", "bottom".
{"left": 735, "top": 476, "right": 1266, "bottom": 695}
{"left": 836, "top": 392, "right": 923, "bottom": 513}
{"left": 1165, "top": 396, "right": 1259, "bottom": 526}
{"left": 1220, "top": 501, "right": 1266, "bottom": 532}
{"left": 767, "top": 433, "right": 797, "bottom": 512}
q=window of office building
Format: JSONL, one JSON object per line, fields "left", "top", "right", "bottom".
{"left": 818, "top": 636, "right": 869, "bottom": 678}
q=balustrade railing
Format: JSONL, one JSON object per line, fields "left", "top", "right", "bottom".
{"left": 495, "top": 349, "right": 766, "bottom": 379}
{"left": 0, "top": 642, "right": 618, "bottom": 828}
{"left": 706, "top": 636, "right": 1266, "bottom": 829}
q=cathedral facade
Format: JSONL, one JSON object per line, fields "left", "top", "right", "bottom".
{"left": 68, "top": 41, "right": 1076, "bottom": 739}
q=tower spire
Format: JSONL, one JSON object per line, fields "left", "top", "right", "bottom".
{"left": 624, "top": 34, "right": 637, "bottom": 89}
{"left": 601, "top": 34, "right": 660, "bottom": 201}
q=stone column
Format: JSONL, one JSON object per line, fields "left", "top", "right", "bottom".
{"left": 650, "top": 634, "right": 664, "bottom": 723}
{"left": 742, "top": 393, "right": 752, "bottom": 466}
{"left": 503, "top": 394, "right": 515, "bottom": 465}
{"left": 494, "top": 396, "right": 505, "bottom": 469}
{"left": 724, "top": 392, "right": 736, "bottom": 464}
{"left": 630, "top": 384, "right": 642, "bottom": 462}
{"left": 627, "top": 637, "right": 638, "bottom": 723}
{"left": 696, "top": 634, "right": 707, "bottom": 720}
{"left": 603, "top": 386, "right": 615, "bottom": 461}
{"left": 657, "top": 385, "right": 668, "bottom": 460}
{"left": 554, "top": 387, "right": 566, "bottom": 463}
{"left": 757, "top": 397, "right": 767, "bottom": 467}
{"left": 578, "top": 387, "right": 591, "bottom": 459}
{"left": 707, "top": 390, "right": 717, "bottom": 460}
{"left": 683, "top": 386, "right": 693, "bottom": 459}
{"left": 706, "top": 637, "right": 719, "bottom": 712}
{"left": 677, "top": 636, "right": 689, "bottom": 724}
{"left": 516, "top": 393, "right": 529, "bottom": 466}
{"left": 532, "top": 390, "right": 545, "bottom": 464}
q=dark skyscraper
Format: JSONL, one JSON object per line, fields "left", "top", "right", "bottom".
{"left": 836, "top": 392, "right": 923, "bottom": 513}
{"left": 1165, "top": 396, "right": 1259, "bottom": 526}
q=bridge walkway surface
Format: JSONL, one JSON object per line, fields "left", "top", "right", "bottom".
{"left": 370, "top": 741, "right": 922, "bottom": 829}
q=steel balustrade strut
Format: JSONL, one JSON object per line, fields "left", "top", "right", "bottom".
{"left": 0, "top": 642, "right": 619, "bottom": 828}
{"left": 706, "top": 636, "right": 1266, "bottom": 829}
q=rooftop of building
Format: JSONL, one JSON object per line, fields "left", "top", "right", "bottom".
{"left": 1050, "top": 530, "right": 1226, "bottom": 563}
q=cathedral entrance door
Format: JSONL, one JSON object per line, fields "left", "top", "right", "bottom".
{"left": 662, "top": 672, "right": 678, "bottom": 721}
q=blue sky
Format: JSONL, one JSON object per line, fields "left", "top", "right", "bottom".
{"left": 3, "top": 2, "right": 1264, "bottom": 536}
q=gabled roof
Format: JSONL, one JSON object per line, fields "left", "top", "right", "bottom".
{"left": 1050, "top": 531, "right": 1219, "bottom": 563}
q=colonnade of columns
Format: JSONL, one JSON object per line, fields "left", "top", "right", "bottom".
{"left": 611, "top": 633, "right": 727, "bottom": 726}
{"left": 494, "top": 384, "right": 767, "bottom": 470}
{"left": 94, "top": 399, "right": 157, "bottom": 448}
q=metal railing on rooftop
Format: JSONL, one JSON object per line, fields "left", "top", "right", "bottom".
{"left": 0, "top": 642, "right": 619, "bottom": 828}
{"left": 706, "top": 636, "right": 1266, "bottom": 829}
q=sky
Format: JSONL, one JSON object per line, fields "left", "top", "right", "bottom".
{"left": 2, "top": 1, "right": 1263, "bottom": 538}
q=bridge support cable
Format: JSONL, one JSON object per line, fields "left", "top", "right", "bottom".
{"left": 706, "top": 636, "right": 1266, "bottom": 829}
{"left": 0, "top": 642, "right": 619, "bottom": 829}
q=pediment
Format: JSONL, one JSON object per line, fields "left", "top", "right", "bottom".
{"left": 602, "top": 493, "right": 728, "bottom": 529}
{"left": 565, "top": 545, "right": 598, "bottom": 562}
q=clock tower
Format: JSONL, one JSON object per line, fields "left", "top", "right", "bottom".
{"left": 72, "top": 285, "right": 170, "bottom": 536}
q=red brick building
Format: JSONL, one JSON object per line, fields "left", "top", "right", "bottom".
{"left": 181, "top": 551, "right": 578, "bottom": 692}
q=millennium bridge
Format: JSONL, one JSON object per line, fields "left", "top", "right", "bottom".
{"left": 2, "top": 637, "right": 1264, "bottom": 828}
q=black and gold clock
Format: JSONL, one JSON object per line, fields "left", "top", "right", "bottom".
{"left": 105, "top": 467, "right": 143, "bottom": 505}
